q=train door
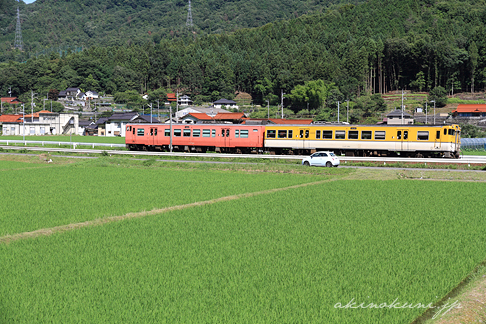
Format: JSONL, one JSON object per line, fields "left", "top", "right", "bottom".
{"left": 299, "top": 128, "right": 310, "bottom": 149}
{"left": 221, "top": 128, "right": 231, "bottom": 148}
{"left": 127, "top": 126, "right": 136, "bottom": 144}
{"left": 395, "top": 128, "right": 409, "bottom": 151}
{"left": 434, "top": 129, "right": 442, "bottom": 149}
{"left": 149, "top": 127, "right": 157, "bottom": 146}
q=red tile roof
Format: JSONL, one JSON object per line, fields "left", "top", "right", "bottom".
{"left": 0, "top": 114, "right": 22, "bottom": 122}
{"left": 25, "top": 110, "right": 55, "bottom": 118}
{"left": 213, "top": 113, "right": 245, "bottom": 120}
{"left": 186, "top": 113, "right": 213, "bottom": 120}
{"left": 453, "top": 104, "right": 486, "bottom": 113}
{"left": 167, "top": 93, "right": 177, "bottom": 101}
{"left": 1, "top": 97, "right": 22, "bottom": 104}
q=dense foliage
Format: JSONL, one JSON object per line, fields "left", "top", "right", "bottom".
{"left": 2, "top": 0, "right": 486, "bottom": 121}
{"left": 0, "top": 0, "right": 356, "bottom": 60}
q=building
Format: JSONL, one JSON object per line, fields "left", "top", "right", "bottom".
{"left": 1, "top": 110, "right": 78, "bottom": 135}
{"left": 180, "top": 113, "right": 214, "bottom": 124}
{"left": 453, "top": 104, "right": 486, "bottom": 117}
{"left": 175, "top": 107, "right": 230, "bottom": 120}
{"left": 1, "top": 97, "right": 22, "bottom": 106}
{"left": 213, "top": 98, "right": 238, "bottom": 110}
{"left": 386, "top": 110, "right": 414, "bottom": 125}
{"left": 178, "top": 95, "right": 192, "bottom": 106}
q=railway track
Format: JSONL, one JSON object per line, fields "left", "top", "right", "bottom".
{"left": 1, "top": 145, "right": 485, "bottom": 165}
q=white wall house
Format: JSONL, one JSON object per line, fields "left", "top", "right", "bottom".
{"left": 213, "top": 98, "right": 239, "bottom": 110}
{"left": 2, "top": 111, "right": 78, "bottom": 135}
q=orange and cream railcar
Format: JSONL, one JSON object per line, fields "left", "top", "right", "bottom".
{"left": 264, "top": 124, "right": 461, "bottom": 158}
{"left": 126, "top": 124, "right": 265, "bottom": 153}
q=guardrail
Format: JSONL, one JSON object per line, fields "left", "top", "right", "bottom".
{"left": 0, "top": 140, "right": 125, "bottom": 149}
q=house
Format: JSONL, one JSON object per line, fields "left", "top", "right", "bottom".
{"left": 213, "top": 112, "right": 246, "bottom": 123}
{"left": 0, "top": 114, "right": 22, "bottom": 134}
{"left": 178, "top": 95, "right": 192, "bottom": 106}
{"left": 102, "top": 112, "right": 159, "bottom": 136}
{"left": 78, "top": 120, "right": 95, "bottom": 135}
{"left": 452, "top": 104, "right": 486, "bottom": 117}
{"left": 1, "top": 110, "right": 78, "bottom": 135}
{"left": 213, "top": 98, "right": 238, "bottom": 110}
{"left": 176, "top": 107, "right": 230, "bottom": 120}
{"left": 386, "top": 110, "right": 414, "bottom": 125}
{"left": 167, "top": 93, "right": 177, "bottom": 104}
{"left": 85, "top": 91, "right": 99, "bottom": 100}
{"left": 1, "top": 97, "right": 22, "bottom": 106}
{"left": 181, "top": 113, "right": 214, "bottom": 124}
{"left": 95, "top": 117, "right": 109, "bottom": 136}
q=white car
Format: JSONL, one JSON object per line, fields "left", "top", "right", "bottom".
{"left": 302, "top": 151, "right": 340, "bottom": 167}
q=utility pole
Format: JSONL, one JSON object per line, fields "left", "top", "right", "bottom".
{"left": 346, "top": 99, "right": 349, "bottom": 124}
{"left": 176, "top": 90, "right": 179, "bottom": 123}
{"left": 169, "top": 104, "right": 173, "bottom": 152}
{"left": 401, "top": 90, "right": 406, "bottom": 125}
{"left": 431, "top": 100, "right": 436, "bottom": 125}
{"left": 281, "top": 90, "right": 285, "bottom": 119}
{"left": 186, "top": 0, "right": 194, "bottom": 28}
{"left": 337, "top": 101, "right": 340, "bottom": 123}
{"left": 425, "top": 102, "right": 428, "bottom": 124}
{"left": 30, "top": 91, "right": 37, "bottom": 123}
{"left": 267, "top": 99, "right": 270, "bottom": 119}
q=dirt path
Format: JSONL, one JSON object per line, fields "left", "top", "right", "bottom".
{"left": 0, "top": 178, "right": 334, "bottom": 245}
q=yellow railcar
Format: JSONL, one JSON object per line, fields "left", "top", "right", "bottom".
{"left": 264, "top": 124, "right": 461, "bottom": 158}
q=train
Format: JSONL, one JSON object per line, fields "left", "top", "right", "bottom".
{"left": 125, "top": 123, "right": 461, "bottom": 158}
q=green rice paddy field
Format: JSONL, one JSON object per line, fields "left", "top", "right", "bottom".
{"left": 1, "top": 157, "right": 485, "bottom": 323}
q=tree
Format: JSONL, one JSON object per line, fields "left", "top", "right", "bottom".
{"left": 428, "top": 86, "right": 447, "bottom": 107}
{"left": 409, "top": 71, "right": 426, "bottom": 92}
{"left": 288, "top": 80, "right": 336, "bottom": 112}
{"left": 468, "top": 42, "right": 478, "bottom": 93}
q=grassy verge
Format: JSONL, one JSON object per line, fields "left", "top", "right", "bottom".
{"left": 0, "top": 135, "right": 125, "bottom": 144}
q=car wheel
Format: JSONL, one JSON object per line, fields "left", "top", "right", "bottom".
{"left": 326, "top": 161, "right": 332, "bottom": 168}
{"left": 304, "top": 161, "right": 310, "bottom": 167}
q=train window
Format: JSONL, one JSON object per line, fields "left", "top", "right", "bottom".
{"left": 203, "top": 129, "right": 211, "bottom": 137}
{"left": 126, "top": 126, "right": 131, "bottom": 131}
{"left": 278, "top": 130, "right": 287, "bottom": 138}
{"left": 397, "top": 131, "right": 401, "bottom": 140}
{"left": 436, "top": 131, "right": 440, "bottom": 139}
{"left": 226, "top": 129, "right": 230, "bottom": 137}
{"left": 335, "top": 131, "right": 345, "bottom": 139}
{"left": 132, "top": 128, "right": 135, "bottom": 135}
{"left": 299, "top": 130, "right": 304, "bottom": 138}
{"left": 212, "top": 129, "right": 216, "bottom": 137}
{"left": 305, "top": 130, "right": 309, "bottom": 138}
{"left": 165, "top": 129, "right": 170, "bottom": 136}
{"left": 448, "top": 129, "right": 455, "bottom": 135}
{"left": 267, "top": 130, "right": 276, "bottom": 138}
{"left": 193, "top": 129, "right": 200, "bottom": 137}
{"left": 240, "top": 130, "right": 249, "bottom": 138}
{"left": 323, "top": 131, "right": 332, "bottom": 139}
{"left": 221, "top": 129, "right": 226, "bottom": 137}
{"left": 235, "top": 130, "right": 239, "bottom": 138}
{"left": 403, "top": 131, "right": 408, "bottom": 140}
{"left": 375, "top": 131, "right": 386, "bottom": 140}
{"left": 137, "top": 128, "right": 144, "bottom": 136}
{"left": 288, "top": 130, "right": 293, "bottom": 138}
{"left": 316, "top": 130, "right": 321, "bottom": 139}
{"left": 150, "top": 129, "right": 153, "bottom": 136}
{"left": 417, "top": 131, "right": 429, "bottom": 140}
{"left": 348, "top": 131, "right": 358, "bottom": 139}
{"left": 444, "top": 129, "right": 447, "bottom": 136}
{"left": 154, "top": 129, "right": 157, "bottom": 136}
{"left": 361, "top": 131, "right": 372, "bottom": 139}
{"left": 183, "top": 129, "right": 191, "bottom": 137}
{"left": 253, "top": 129, "right": 258, "bottom": 132}
{"left": 174, "top": 129, "right": 181, "bottom": 137}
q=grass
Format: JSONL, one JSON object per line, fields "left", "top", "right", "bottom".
{"left": 1, "top": 180, "right": 486, "bottom": 323}
{"left": 0, "top": 156, "right": 347, "bottom": 236}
